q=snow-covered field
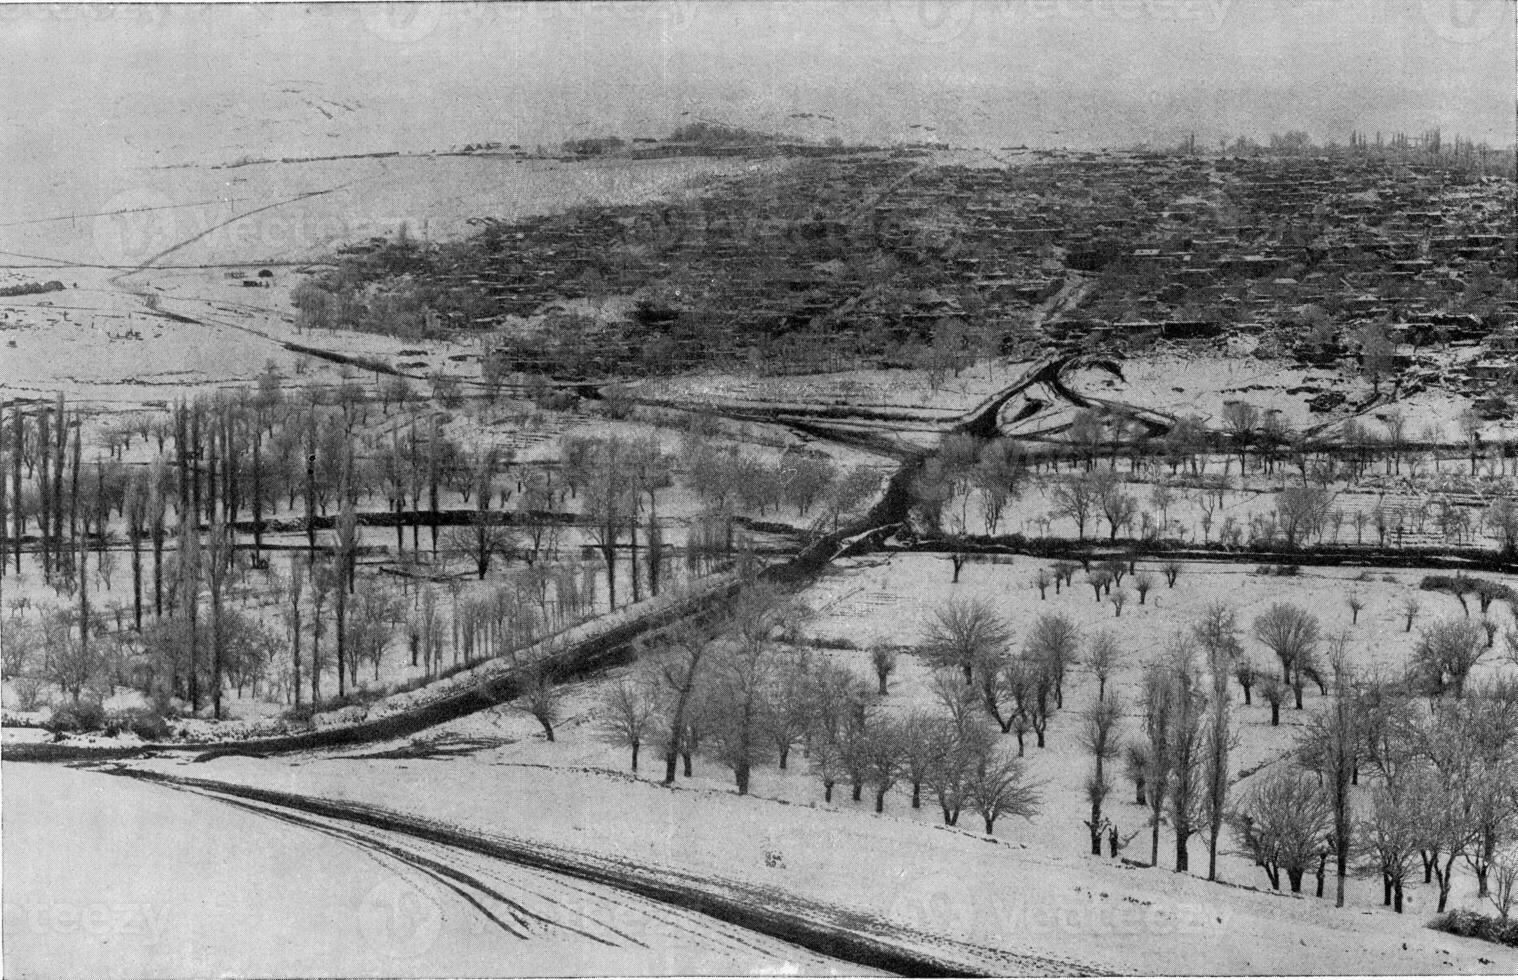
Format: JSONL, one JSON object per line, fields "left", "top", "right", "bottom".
{"left": 2, "top": 763, "right": 864, "bottom": 978}
{"left": 14, "top": 554, "right": 1506, "bottom": 976}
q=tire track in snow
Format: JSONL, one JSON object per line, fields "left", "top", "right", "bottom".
{"left": 152, "top": 778, "right": 867, "bottom": 970}
{"left": 103, "top": 766, "right": 1088, "bottom": 976}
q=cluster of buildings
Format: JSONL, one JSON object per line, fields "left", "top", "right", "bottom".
{"left": 335, "top": 144, "right": 1515, "bottom": 389}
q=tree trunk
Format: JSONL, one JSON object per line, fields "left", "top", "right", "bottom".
{"left": 630, "top": 741, "right": 639, "bottom": 772}
{"left": 1287, "top": 868, "right": 1304, "bottom": 893}
{"left": 824, "top": 781, "right": 834, "bottom": 803}
{"left": 130, "top": 526, "right": 143, "bottom": 632}
{"left": 874, "top": 788, "right": 887, "bottom": 813}
{"left": 663, "top": 750, "right": 678, "bottom": 785}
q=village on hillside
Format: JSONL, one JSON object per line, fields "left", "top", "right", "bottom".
{"left": 4, "top": 3, "right": 1518, "bottom": 977}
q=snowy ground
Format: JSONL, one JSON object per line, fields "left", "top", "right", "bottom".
{"left": 2, "top": 763, "right": 864, "bottom": 978}
{"left": 40, "top": 552, "right": 1513, "bottom": 975}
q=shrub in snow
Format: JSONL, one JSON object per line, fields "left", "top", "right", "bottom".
{"left": 1430, "top": 909, "right": 1518, "bottom": 948}
{"left": 106, "top": 709, "right": 171, "bottom": 741}
{"left": 46, "top": 701, "right": 106, "bottom": 733}
{"left": 315, "top": 705, "right": 368, "bottom": 728}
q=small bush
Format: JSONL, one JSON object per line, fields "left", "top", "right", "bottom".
{"left": 534, "top": 390, "right": 578, "bottom": 412}
{"left": 12, "top": 676, "right": 46, "bottom": 712}
{"left": 1254, "top": 564, "right": 1301, "bottom": 577}
{"left": 108, "top": 709, "right": 172, "bottom": 741}
{"left": 1355, "top": 570, "right": 1375, "bottom": 582}
{"left": 806, "top": 636, "right": 860, "bottom": 650}
{"left": 280, "top": 703, "right": 318, "bottom": 725}
{"left": 46, "top": 700, "right": 107, "bottom": 733}
{"left": 1430, "top": 909, "right": 1518, "bottom": 948}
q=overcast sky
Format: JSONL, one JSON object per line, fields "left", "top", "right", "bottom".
{"left": 3, "top": 0, "right": 1513, "bottom": 169}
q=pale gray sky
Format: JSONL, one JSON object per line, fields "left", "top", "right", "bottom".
{"left": 2, "top": 0, "right": 1513, "bottom": 169}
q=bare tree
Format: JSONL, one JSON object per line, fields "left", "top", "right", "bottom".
{"left": 1109, "top": 587, "right": 1129, "bottom": 618}
{"left": 765, "top": 648, "right": 814, "bottom": 770}
{"left": 1411, "top": 617, "right": 1487, "bottom": 697}
{"left": 1080, "top": 691, "right": 1123, "bottom": 855}
{"left": 1025, "top": 612, "right": 1078, "bottom": 709}
{"left": 1229, "top": 768, "right": 1333, "bottom": 892}
{"left": 1197, "top": 603, "right": 1240, "bottom": 882}
{"left": 597, "top": 674, "right": 658, "bottom": 771}
{"left": 860, "top": 716, "right": 903, "bottom": 813}
{"left": 1161, "top": 559, "right": 1182, "bottom": 589}
{"left": 1252, "top": 602, "right": 1320, "bottom": 708}
{"left": 1220, "top": 401, "right": 1259, "bottom": 470}
{"left": 1086, "top": 630, "right": 1120, "bottom": 699}
{"left": 1489, "top": 847, "right": 1518, "bottom": 921}
{"left": 1299, "top": 677, "right": 1360, "bottom": 907}
{"left": 1346, "top": 592, "right": 1365, "bottom": 625}
{"left": 898, "top": 711, "right": 941, "bottom": 809}
{"left": 1275, "top": 485, "right": 1330, "bottom": 548}
{"left": 921, "top": 596, "right": 1010, "bottom": 685}
{"left": 968, "top": 745, "right": 1042, "bottom": 835}
{"left": 703, "top": 631, "right": 777, "bottom": 796}
{"left": 1033, "top": 568, "right": 1051, "bottom": 600}
{"left": 1401, "top": 597, "right": 1420, "bottom": 633}
{"left": 1124, "top": 740, "right": 1150, "bottom": 807}
{"left": 653, "top": 617, "right": 716, "bottom": 784}
{"left": 1160, "top": 643, "right": 1209, "bottom": 873}
{"left": 1138, "top": 654, "right": 1176, "bottom": 868}
{"left": 1133, "top": 572, "right": 1155, "bottom": 605}
{"left": 516, "top": 666, "right": 562, "bottom": 741}
{"left": 1356, "top": 782, "right": 1424, "bottom": 913}
{"left": 1233, "top": 660, "right": 1257, "bottom": 706}
{"left": 922, "top": 714, "right": 993, "bottom": 828}
{"left": 1049, "top": 471, "right": 1102, "bottom": 539}
{"left": 1259, "top": 674, "right": 1286, "bottom": 726}
{"left": 870, "top": 642, "right": 898, "bottom": 696}
{"left": 1098, "top": 480, "right": 1139, "bottom": 541}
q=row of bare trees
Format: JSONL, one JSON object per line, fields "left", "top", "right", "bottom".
{"left": 589, "top": 584, "right": 1043, "bottom": 834}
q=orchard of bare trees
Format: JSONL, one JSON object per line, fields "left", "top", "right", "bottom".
{"left": 0, "top": 369, "right": 886, "bottom": 738}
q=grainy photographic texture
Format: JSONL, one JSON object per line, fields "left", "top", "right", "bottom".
{"left": 1, "top": 1, "right": 1516, "bottom": 976}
